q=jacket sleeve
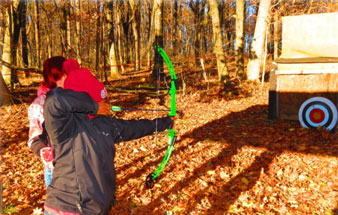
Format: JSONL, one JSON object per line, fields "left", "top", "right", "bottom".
{"left": 109, "top": 116, "right": 173, "bottom": 143}
{"left": 29, "top": 123, "right": 49, "bottom": 155}
{"left": 43, "top": 88, "right": 98, "bottom": 143}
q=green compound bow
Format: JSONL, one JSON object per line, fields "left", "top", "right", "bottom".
{"left": 145, "top": 45, "right": 177, "bottom": 188}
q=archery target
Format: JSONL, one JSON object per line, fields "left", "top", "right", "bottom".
{"left": 298, "top": 97, "right": 338, "bottom": 131}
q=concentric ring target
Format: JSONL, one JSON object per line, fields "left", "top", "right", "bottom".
{"left": 298, "top": 97, "right": 338, "bottom": 131}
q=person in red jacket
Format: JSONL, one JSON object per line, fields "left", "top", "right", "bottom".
{"left": 27, "top": 56, "right": 66, "bottom": 187}
{"left": 43, "top": 59, "right": 174, "bottom": 215}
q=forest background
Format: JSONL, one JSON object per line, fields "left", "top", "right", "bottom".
{"left": 1, "top": 0, "right": 338, "bottom": 97}
{"left": 1, "top": 0, "right": 338, "bottom": 214}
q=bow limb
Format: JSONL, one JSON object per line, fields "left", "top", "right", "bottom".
{"left": 156, "top": 46, "right": 177, "bottom": 117}
{"left": 145, "top": 131, "right": 176, "bottom": 188}
{"left": 151, "top": 130, "right": 176, "bottom": 178}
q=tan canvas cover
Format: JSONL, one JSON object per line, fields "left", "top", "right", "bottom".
{"left": 280, "top": 12, "right": 338, "bottom": 58}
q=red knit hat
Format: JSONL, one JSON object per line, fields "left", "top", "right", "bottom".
{"left": 63, "top": 58, "right": 80, "bottom": 75}
{"left": 63, "top": 59, "right": 107, "bottom": 102}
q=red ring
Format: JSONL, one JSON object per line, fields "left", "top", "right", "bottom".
{"left": 309, "top": 108, "right": 325, "bottom": 123}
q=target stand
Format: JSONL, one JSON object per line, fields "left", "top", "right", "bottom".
{"left": 268, "top": 13, "right": 338, "bottom": 132}
{"left": 268, "top": 65, "right": 338, "bottom": 132}
{"left": 298, "top": 97, "right": 338, "bottom": 131}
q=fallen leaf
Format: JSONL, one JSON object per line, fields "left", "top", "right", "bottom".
{"left": 32, "top": 207, "right": 43, "bottom": 215}
{"left": 241, "top": 177, "right": 249, "bottom": 185}
{"left": 172, "top": 206, "right": 185, "bottom": 212}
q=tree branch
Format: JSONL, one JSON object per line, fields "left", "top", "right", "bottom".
{"left": 0, "top": 59, "right": 42, "bottom": 74}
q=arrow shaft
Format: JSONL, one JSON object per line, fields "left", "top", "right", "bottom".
{"left": 120, "top": 108, "right": 170, "bottom": 112}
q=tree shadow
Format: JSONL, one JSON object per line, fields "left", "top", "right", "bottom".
{"left": 333, "top": 207, "right": 338, "bottom": 215}
{"left": 115, "top": 130, "right": 204, "bottom": 188}
{"left": 137, "top": 104, "right": 337, "bottom": 214}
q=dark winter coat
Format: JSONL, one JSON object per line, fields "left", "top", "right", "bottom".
{"left": 43, "top": 87, "right": 173, "bottom": 215}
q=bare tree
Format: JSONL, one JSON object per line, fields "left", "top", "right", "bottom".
{"left": 60, "top": 1, "right": 71, "bottom": 55}
{"left": 95, "top": 0, "right": 101, "bottom": 79}
{"left": 189, "top": 0, "right": 207, "bottom": 68}
{"left": 2, "top": 3, "right": 12, "bottom": 85}
{"left": 0, "top": 6, "right": 4, "bottom": 59}
{"left": 1, "top": 1, "right": 22, "bottom": 104}
{"left": 116, "top": 1, "right": 126, "bottom": 72}
{"left": 273, "top": 9, "right": 280, "bottom": 60}
{"left": 145, "top": 0, "right": 154, "bottom": 67}
{"left": 121, "top": 1, "right": 130, "bottom": 68}
{"left": 2, "top": 0, "right": 25, "bottom": 88}
{"left": 208, "top": 0, "right": 228, "bottom": 82}
{"left": 0, "top": 74, "right": 12, "bottom": 106}
{"left": 130, "top": 0, "right": 141, "bottom": 71}
{"left": 152, "top": 0, "right": 164, "bottom": 80}
{"left": 66, "top": 2, "right": 71, "bottom": 51}
{"left": 172, "top": 0, "right": 179, "bottom": 55}
{"left": 246, "top": 0, "right": 271, "bottom": 81}
{"left": 106, "top": 0, "right": 119, "bottom": 77}
{"left": 34, "top": 0, "right": 40, "bottom": 67}
{"left": 75, "top": 0, "right": 82, "bottom": 63}
{"left": 235, "top": 0, "right": 245, "bottom": 79}
{"left": 0, "top": 3, "right": 12, "bottom": 105}
{"left": 20, "top": 0, "right": 29, "bottom": 72}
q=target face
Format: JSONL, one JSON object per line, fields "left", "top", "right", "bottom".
{"left": 298, "top": 97, "right": 338, "bottom": 131}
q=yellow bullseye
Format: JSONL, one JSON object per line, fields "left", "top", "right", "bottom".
{"left": 312, "top": 112, "right": 321, "bottom": 120}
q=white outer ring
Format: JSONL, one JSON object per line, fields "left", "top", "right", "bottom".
{"left": 298, "top": 97, "right": 338, "bottom": 131}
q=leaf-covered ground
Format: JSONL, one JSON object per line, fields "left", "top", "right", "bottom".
{"left": 1, "top": 68, "right": 338, "bottom": 215}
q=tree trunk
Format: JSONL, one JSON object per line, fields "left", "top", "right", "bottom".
{"left": 61, "top": 3, "right": 71, "bottom": 54}
{"left": 0, "top": 73, "right": 12, "bottom": 106}
{"left": 152, "top": 0, "right": 164, "bottom": 80}
{"left": 87, "top": 0, "right": 91, "bottom": 64}
{"left": 106, "top": 1, "right": 119, "bottom": 77}
{"left": 2, "top": 5, "right": 12, "bottom": 85}
{"left": 1, "top": 2, "right": 17, "bottom": 102}
{"left": 66, "top": 4, "right": 71, "bottom": 51}
{"left": 146, "top": 0, "right": 154, "bottom": 67}
{"left": 208, "top": 0, "right": 228, "bottom": 82}
{"left": 34, "top": 0, "right": 40, "bottom": 67}
{"left": 130, "top": 0, "right": 141, "bottom": 71}
{"left": 116, "top": 3, "right": 125, "bottom": 73}
{"left": 101, "top": 7, "right": 105, "bottom": 82}
{"left": 45, "top": 15, "right": 52, "bottom": 58}
{"left": 273, "top": 10, "right": 279, "bottom": 60}
{"left": 235, "top": 0, "right": 245, "bottom": 79}
{"left": 189, "top": 0, "right": 206, "bottom": 68}
{"left": 20, "top": 0, "right": 29, "bottom": 77}
{"left": 2, "top": 1, "right": 22, "bottom": 89}
{"left": 246, "top": 0, "right": 271, "bottom": 81}
{"left": 172, "top": 0, "right": 178, "bottom": 56}
{"left": 0, "top": 7, "right": 4, "bottom": 59}
{"left": 124, "top": 1, "right": 132, "bottom": 64}
{"left": 11, "top": 0, "right": 22, "bottom": 87}
{"left": 120, "top": 0, "right": 130, "bottom": 67}
{"left": 75, "top": 0, "right": 82, "bottom": 64}
{"left": 95, "top": 0, "right": 101, "bottom": 80}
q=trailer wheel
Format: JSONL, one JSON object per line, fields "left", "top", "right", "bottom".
{"left": 298, "top": 97, "right": 338, "bottom": 131}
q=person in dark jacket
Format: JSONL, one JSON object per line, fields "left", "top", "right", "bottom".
{"left": 43, "top": 59, "right": 173, "bottom": 215}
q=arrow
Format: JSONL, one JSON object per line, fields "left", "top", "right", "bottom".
{"left": 111, "top": 106, "right": 171, "bottom": 112}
